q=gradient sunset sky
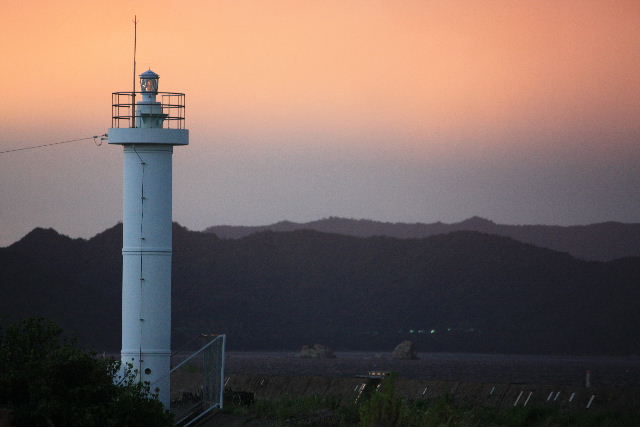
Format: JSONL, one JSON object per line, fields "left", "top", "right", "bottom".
{"left": 1, "top": 0, "right": 639, "bottom": 245}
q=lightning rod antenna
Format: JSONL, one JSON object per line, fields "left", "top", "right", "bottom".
{"left": 132, "top": 15, "right": 138, "bottom": 128}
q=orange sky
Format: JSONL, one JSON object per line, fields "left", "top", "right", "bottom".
{"left": 2, "top": 1, "right": 638, "bottom": 150}
{"left": 1, "top": 0, "right": 640, "bottom": 244}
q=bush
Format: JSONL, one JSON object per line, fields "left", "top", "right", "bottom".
{"left": 359, "top": 374, "right": 404, "bottom": 427}
{"left": 0, "top": 318, "right": 174, "bottom": 427}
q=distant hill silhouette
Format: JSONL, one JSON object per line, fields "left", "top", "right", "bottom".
{"left": 2, "top": 224, "right": 640, "bottom": 355}
{"left": 205, "top": 217, "right": 640, "bottom": 261}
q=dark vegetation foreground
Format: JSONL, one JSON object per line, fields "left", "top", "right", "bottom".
{"left": 0, "top": 318, "right": 173, "bottom": 427}
{"left": 0, "top": 319, "right": 637, "bottom": 427}
{"left": 219, "top": 377, "right": 640, "bottom": 427}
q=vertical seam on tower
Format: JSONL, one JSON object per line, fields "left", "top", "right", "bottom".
{"left": 133, "top": 145, "right": 145, "bottom": 379}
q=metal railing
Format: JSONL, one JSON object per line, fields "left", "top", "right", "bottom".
{"left": 170, "top": 334, "right": 226, "bottom": 427}
{"left": 112, "top": 91, "right": 186, "bottom": 129}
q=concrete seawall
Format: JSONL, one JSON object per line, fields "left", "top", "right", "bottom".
{"left": 226, "top": 374, "right": 640, "bottom": 411}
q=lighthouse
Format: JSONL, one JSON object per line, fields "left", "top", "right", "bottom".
{"left": 109, "top": 70, "right": 188, "bottom": 407}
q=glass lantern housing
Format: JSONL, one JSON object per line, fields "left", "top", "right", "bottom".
{"left": 141, "top": 77, "right": 158, "bottom": 93}
{"left": 140, "top": 70, "right": 159, "bottom": 93}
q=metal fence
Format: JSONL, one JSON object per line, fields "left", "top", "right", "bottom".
{"left": 111, "top": 91, "right": 186, "bottom": 129}
{"left": 170, "top": 335, "right": 226, "bottom": 426}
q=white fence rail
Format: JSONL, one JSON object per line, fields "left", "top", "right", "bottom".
{"left": 170, "top": 334, "right": 226, "bottom": 426}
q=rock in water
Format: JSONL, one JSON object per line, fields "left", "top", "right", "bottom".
{"left": 391, "top": 340, "right": 418, "bottom": 359}
{"left": 299, "top": 344, "right": 336, "bottom": 358}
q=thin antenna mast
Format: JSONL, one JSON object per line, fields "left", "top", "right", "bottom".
{"left": 132, "top": 15, "right": 138, "bottom": 128}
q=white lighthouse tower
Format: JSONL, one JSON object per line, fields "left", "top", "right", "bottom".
{"left": 109, "top": 70, "right": 188, "bottom": 407}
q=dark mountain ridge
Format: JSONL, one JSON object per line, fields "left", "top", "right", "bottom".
{"left": 2, "top": 224, "right": 639, "bottom": 355}
{"left": 205, "top": 216, "right": 640, "bottom": 261}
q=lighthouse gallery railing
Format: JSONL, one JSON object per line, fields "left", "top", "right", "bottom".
{"left": 112, "top": 91, "right": 186, "bottom": 129}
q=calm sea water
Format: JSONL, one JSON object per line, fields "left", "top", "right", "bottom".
{"left": 224, "top": 351, "right": 640, "bottom": 387}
